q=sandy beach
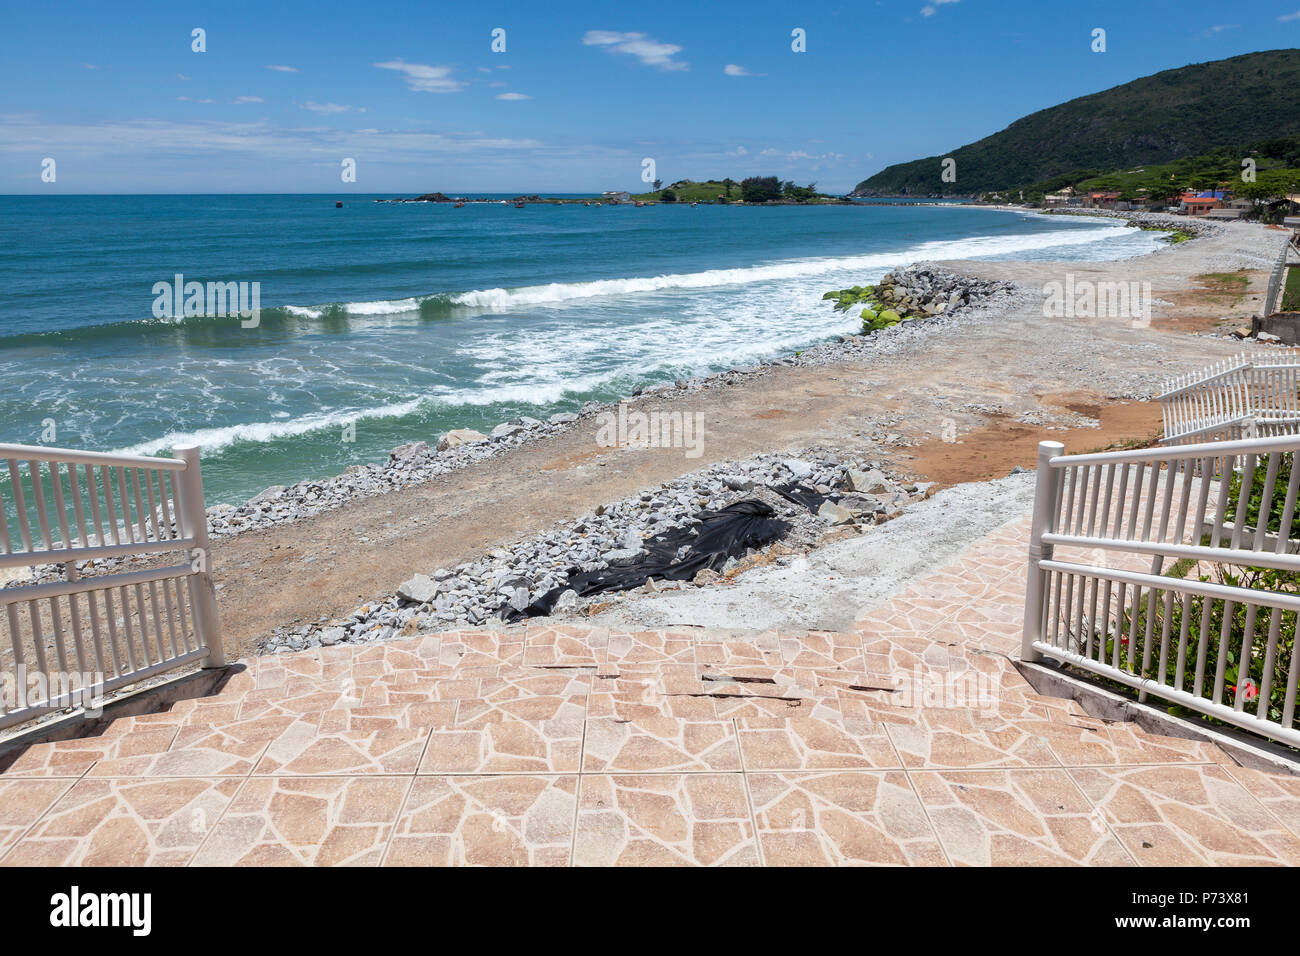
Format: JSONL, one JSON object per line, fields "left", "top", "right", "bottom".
{"left": 186, "top": 214, "right": 1288, "bottom": 657}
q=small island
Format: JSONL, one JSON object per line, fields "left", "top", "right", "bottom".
{"left": 633, "top": 177, "right": 850, "bottom": 204}
{"left": 382, "top": 176, "right": 851, "bottom": 206}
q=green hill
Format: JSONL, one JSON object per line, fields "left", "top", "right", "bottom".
{"left": 852, "top": 49, "right": 1300, "bottom": 197}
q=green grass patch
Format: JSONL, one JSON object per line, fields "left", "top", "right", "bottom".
{"left": 1283, "top": 266, "right": 1300, "bottom": 313}
{"left": 1199, "top": 270, "right": 1250, "bottom": 307}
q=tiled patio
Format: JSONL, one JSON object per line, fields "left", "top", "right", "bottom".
{"left": 2, "top": 515, "right": 1298, "bottom": 866}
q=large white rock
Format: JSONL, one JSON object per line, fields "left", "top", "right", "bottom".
{"left": 397, "top": 574, "right": 441, "bottom": 604}
{"left": 437, "top": 428, "right": 488, "bottom": 451}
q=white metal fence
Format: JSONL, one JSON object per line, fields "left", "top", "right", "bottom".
{"left": 1021, "top": 437, "right": 1300, "bottom": 747}
{"left": 1159, "top": 350, "right": 1300, "bottom": 445}
{"left": 1265, "top": 242, "right": 1290, "bottom": 317}
{"left": 0, "top": 443, "right": 222, "bottom": 731}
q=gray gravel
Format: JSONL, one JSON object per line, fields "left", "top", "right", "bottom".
{"left": 586, "top": 472, "right": 1038, "bottom": 633}
{"left": 261, "top": 451, "right": 937, "bottom": 653}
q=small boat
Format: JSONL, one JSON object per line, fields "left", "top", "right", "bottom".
{"left": 335, "top": 201, "right": 343, "bottom": 208}
{"left": 454, "top": 202, "right": 465, "bottom": 208}
{"left": 634, "top": 201, "right": 646, "bottom": 207}
{"left": 593, "top": 202, "right": 602, "bottom": 207}
{"left": 513, "top": 201, "right": 526, "bottom": 209}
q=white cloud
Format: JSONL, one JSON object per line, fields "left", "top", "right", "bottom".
{"left": 726, "top": 145, "right": 748, "bottom": 156}
{"left": 1280, "top": 9, "right": 1300, "bottom": 20}
{"left": 374, "top": 59, "right": 465, "bottom": 93}
{"left": 176, "top": 96, "right": 213, "bottom": 104}
{"left": 233, "top": 96, "right": 264, "bottom": 104}
{"left": 921, "top": 0, "right": 959, "bottom": 16}
{"left": 759, "top": 148, "right": 844, "bottom": 162}
{"left": 582, "top": 31, "right": 688, "bottom": 71}
{"left": 496, "top": 92, "right": 532, "bottom": 100}
{"left": 176, "top": 73, "right": 190, "bottom": 81}
{"left": 723, "top": 64, "right": 762, "bottom": 77}
{"left": 0, "top": 113, "right": 545, "bottom": 160}
{"left": 83, "top": 63, "right": 99, "bottom": 70}
{"left": 267, "top": 64, "right": 299, "bottom": 72}
{"left": 300, "top": 101, "right": 361, "bottom": 114}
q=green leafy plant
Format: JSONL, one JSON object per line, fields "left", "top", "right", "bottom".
{"left": 1093, "top": 453, "right": 1300, "bottom": 725}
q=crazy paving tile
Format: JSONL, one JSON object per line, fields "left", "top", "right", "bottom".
{"left": 385, "top": 775, "right": 577, "bottom": 866}
{"left": 1068, "top": 764, "right": 1300, "bottom": 866}
{"left": 191, "top": 776, "right": 409, "bottom": 866}
{"left": 582, "top": 717, "right": 740, "bottom": 773}
{"left": 0, "top": 778, "right": 76, "bottom": 858}
{"left": 910, "top": 768, "right": 1134, "bottom": 866}
{"left": 573, "top": 773, "right": 758, "bottom": 866}
{"left": 2, "top": 777, "right": 240, "bottom": 866}
{"left": 736, "top": 716, "right": 900, "bottom": 771}
{"left": 747, "top": 771, "right": 946, "bottom": 866}
{"left": 419, "top": 717, "right": 584, "bottom": 774}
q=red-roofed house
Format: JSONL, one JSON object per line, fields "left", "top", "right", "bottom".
{"left": 1084, "top": 191, "right": 1121, "bottom": 209}
{"left": 1179, "top": 196, "right": 1223, "bottom": 216}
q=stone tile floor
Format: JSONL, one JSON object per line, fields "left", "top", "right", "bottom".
{"left": 1, "top": 515, "right": 1298, "bottom": 866}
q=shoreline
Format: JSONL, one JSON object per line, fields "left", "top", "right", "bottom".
{"left": 7, "top": 213, "right": 1285, "bottom": 661}
{"left": 196, "top": 209, "right": 1220, "bottom": 542}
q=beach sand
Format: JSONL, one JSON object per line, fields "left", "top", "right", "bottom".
{"left": 194, "top": 218, "right": 1284, "bottom": 657}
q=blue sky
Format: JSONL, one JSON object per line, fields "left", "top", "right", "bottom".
{"left": 3, "top": 0, "right": 1298, "bottom": 194}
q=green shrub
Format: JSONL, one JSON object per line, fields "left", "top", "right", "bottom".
{"left": 1105, "top": 565, "right": 1296, "bottom": 724}
{"left": 1096, "top": 453, "right": 1300, "bottom": 724}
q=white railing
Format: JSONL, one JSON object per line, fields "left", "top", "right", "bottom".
{"left": 0, "top": 443, "right": 222, "bottom": 731}
{"left": 1265, "top": 242, "right": 1290, "bottom": 317}
{"left": 1022, "top": 437, "right": 1300, "bottom": 747}
{"left": 1159, "top": 350, "right": 1300, "bottom": 445}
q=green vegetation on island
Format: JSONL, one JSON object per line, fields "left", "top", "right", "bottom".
{"left": 634, "top": 177, "right": 847, "bottom": 204}
{"left": 852, "top": 50, "right": 1300, "bottom": 197}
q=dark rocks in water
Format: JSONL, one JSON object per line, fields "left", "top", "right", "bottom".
{"left": 412, "top": 192, "right": 452, "bottom": 202}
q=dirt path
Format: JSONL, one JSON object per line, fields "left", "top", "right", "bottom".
{"left": 209, "top": 222, "right": 1286, "bottom": 657}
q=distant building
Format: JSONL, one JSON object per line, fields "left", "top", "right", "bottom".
{"left": 602, "top": 191, "right": 631, "bottom": 203}
{"left": 1084, "top": 191, "right": 1121, "bottom": 209}
{"left": 1179, "top": 196, "right": 1222, "bottom": 216}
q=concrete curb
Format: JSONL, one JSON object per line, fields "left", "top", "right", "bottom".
{"left": 0, "top": 665, "right": 245, "bottom": 763}
{"left": 1016, "top": 658, "right": 1300, "bottom": 777}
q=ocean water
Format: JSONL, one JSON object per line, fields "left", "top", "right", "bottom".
{"left": 0, "top": 195, "right": 1165, "bottom": 505}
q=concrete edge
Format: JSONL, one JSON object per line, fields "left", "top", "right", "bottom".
{"left": 1015, "top": 658, "right": 1300, "bottom": 777}
{"left": 0, "top": 664, "right": 246, "bottom": 762}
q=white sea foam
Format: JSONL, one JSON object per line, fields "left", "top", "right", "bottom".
{"left": 112, "top": 398, "right": 426, "bottom": 457}
{"left": 447, "top": 228, "right": 1127, "bottom": 311}
{"left": 277, "top": 224, "right": 1136, "bottom": 319}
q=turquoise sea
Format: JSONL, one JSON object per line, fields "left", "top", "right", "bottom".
{"left": 0, "top": 195, "right": 1165, "bottom": 505}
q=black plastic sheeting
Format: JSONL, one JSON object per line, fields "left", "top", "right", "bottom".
{"left": 502, "top": 483, "right": 832, "bottom": 621}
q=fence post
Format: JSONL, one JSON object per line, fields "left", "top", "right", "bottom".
{"left": 1021, "top": 441, "right": 1065, "bottom": 662}
{"left": 174, "top": 445, "right": 225, "bottom": 667}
